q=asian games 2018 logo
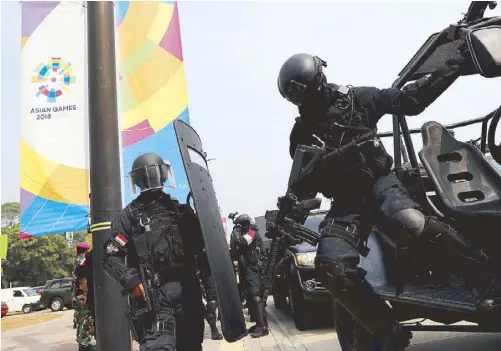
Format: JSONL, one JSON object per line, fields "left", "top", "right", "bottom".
{"left": 31, "top": 57, "right": 76, "bottom": 103}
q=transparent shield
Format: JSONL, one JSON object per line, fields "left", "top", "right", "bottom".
{"left": 163, "top": 160, "right": 176, "bottom": 190}
{"left": 128, "top": 163, "right": 176, "bottom": 194}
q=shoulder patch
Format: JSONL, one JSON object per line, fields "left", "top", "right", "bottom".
{"left": 105, "top": 241, "right": 120, "bottom": 254}
{"left": 114, "top": 233, "right": 128, "bottom": 247}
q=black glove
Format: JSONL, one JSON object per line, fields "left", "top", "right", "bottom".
{"left": 438, "top": 40, "right": 473, "bottom": 76}
{"left": 282, "top": 231, "right": 302, "bottom": 246}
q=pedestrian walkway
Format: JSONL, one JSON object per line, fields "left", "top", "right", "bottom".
{"left": 2, "top": 301, "right": 501, "bottom": 350}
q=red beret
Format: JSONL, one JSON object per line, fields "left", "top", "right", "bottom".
{"left": 76, "top": 242, "right": 90, "bottom": 249}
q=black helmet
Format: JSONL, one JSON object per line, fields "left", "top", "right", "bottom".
{"left": 234, "top": 214, "right": 255, "bottom": 227}
{"left": 277, "top": 53, "right": 328, "bottom": 106}
{"left": 128, "top": 153, "right": 176, "bottom": 193}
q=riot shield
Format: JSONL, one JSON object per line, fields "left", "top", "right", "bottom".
{"left": 173, "top": 119, "right": 247, "bottom": 342}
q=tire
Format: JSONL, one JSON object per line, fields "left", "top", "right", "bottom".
{"left": 50, "top": 297, "right": 64, "bottom": 312}
{"left": 335, "top": 303, "right": 407, "bottom": 351}
{"left": 273, "top": 294, "right": 288, "bottom": 310}
{"left": 22, "top": 304, "right": 32, "bottom": 314}
{"left": 288, "top": 280, "right": 310, "bottom": 331}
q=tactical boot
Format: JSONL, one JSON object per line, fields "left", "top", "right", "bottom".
{"left": 248, "top": 308, "right": 255, "bottom": 323}
{"left": 248, "top": 296, "right": 269, "bottom": 338}
{"left": 208, "top": 321, "right": 223, "bottom": 340}
{"left": 315, "top": 233, "right": 400, "bottom": 338}
{"left": 206, "top": 300, "right": 223, "bottom": 340}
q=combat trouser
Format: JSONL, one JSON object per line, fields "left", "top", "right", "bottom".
{"left": 138, "top": 281, "right": 205, "bottom": 351}
{"left": 76, "top": 307, "right": 95, "bottom": 348}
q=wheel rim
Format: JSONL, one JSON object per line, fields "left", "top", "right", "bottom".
{"left": 52, "top": 300, "right": 61, "bottom": 310}
{"left": 23, "top": 306, "right": 30, "bottom": 313}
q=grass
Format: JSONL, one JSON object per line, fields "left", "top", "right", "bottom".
{"left": 1, "top": 312, "right": 62, "bottom": 332}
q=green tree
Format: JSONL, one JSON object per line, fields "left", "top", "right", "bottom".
{"left": 1, "top": 202, "right": 20, "bottom": 228}
{"left": 72, "top": 230, "right": 93, "bottom": 249}
{"left": 1, "top": 225, "right": 75, "bottom": 287}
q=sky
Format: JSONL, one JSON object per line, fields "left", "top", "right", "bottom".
{"left": 2, "top": 1, "right": 501, "bottom": 222}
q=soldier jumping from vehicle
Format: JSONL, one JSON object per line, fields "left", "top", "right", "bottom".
{"left": 276, "top": 46, "right": 498, "bottom": 347}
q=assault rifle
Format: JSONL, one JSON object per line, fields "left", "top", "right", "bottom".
{"left": 123, "top": 217, "right": 163, "bottom": 341}
{"left": 123, "top": 261, "right": 162, "bottom": 341}
{"left": 260, "top": 128, "right": 378, "bottom": 303}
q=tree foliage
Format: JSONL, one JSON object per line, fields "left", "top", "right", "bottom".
{"left": 1, "top": 224, "right": 77, "bottom": 288}
{"left": 72, "top": 230, "right": 93, "bottom": 247}
{"left": 1, "top": 202, "right": 20, "bottom": 228}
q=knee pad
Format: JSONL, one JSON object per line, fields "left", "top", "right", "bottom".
{"left": 390, "top": 208, "right": 426, "bottom": 237}
{"left": 206, "top": 300, "right": 218, "bottom": 313}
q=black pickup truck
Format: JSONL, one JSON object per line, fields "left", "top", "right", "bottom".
{"left": 270, "top": 210, "right": 333, "bottom": 330}
{"left": 38, "top": 278, "right": 74, "bottom": 312}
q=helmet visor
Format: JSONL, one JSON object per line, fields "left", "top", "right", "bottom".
{"left": 283, "top": 80, "right": 306, "bottom": 106}
{"left": 128, "top": 162, "right": 176, "bottom": 194}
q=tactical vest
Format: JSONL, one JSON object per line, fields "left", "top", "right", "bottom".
{"left": 125, "top": 194, "right": 187, "bottom": 279}
{"left": 299, "top": 89, "right": 393, "bottom": 199}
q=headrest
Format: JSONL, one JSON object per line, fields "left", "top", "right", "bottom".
{"left": 421, "top": 121, "right": 456, "bottom": 147}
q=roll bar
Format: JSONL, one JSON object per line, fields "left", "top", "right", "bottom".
{"left": 389, "top": 1, "right": 501, "bottom": 168}
{"left": 378, "top": 110, "right": 496, "bottom": 154}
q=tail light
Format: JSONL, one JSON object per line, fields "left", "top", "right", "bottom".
{"left": 39, "top": 290, "right": 44, "bottom": 296}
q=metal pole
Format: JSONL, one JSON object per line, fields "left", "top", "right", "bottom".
{"left": 87, "top": 2, "right": 131, "bottom": 350}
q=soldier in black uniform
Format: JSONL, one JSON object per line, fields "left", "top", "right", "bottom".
{"left": 197, "top": 253, "right": 223, "bottom": 340}
{"left": 229, "top": 214, "right": 268, "bottom": 338}
{"left": 277, "top": 51, "right": 495, "bottom": 346}
{"left": 102, "top": 153, "right": 213, "bottom": 351}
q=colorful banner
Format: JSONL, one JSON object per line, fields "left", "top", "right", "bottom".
{"left": 20, "top": 2, "right": 89, "bottom": 238}
{"left": 116, "top": 1, "right": 190, "bottom": 205}
{"left": 0, "top": 236, "right": 8, "bottom": 260}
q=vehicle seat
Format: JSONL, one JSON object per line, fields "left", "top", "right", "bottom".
{"left": 418, "top": 121, "right": 501, "bottom": 217}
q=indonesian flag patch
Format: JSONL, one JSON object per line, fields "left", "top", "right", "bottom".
{"left": 243, "top": 230, "right": 256, "bottom": 245}
{"left": 114, "top": 233, "right": 128, "bottom": 247}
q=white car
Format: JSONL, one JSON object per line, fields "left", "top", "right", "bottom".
{"left": 1, "top": 287, "right": 41, "bottom": 314}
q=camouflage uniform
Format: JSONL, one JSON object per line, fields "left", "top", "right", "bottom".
{"left": 73, "top": 252, "right": 96, "bottom": 349}
{"left": 72, "top": 257, "right": 79, "bottom": 329}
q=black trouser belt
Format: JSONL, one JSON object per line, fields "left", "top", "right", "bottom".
{"left": 323, "top": 218, "right": 370, "bottom": 257}
{"left": 150, "top": 319, "right": 175, "bottom": 334}
{"left": 323, "top": 218, "right": 359, "bottom": 245}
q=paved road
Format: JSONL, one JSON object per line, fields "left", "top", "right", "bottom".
{"left": 2, "top": 300, "right": 501, "bottom": 351}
